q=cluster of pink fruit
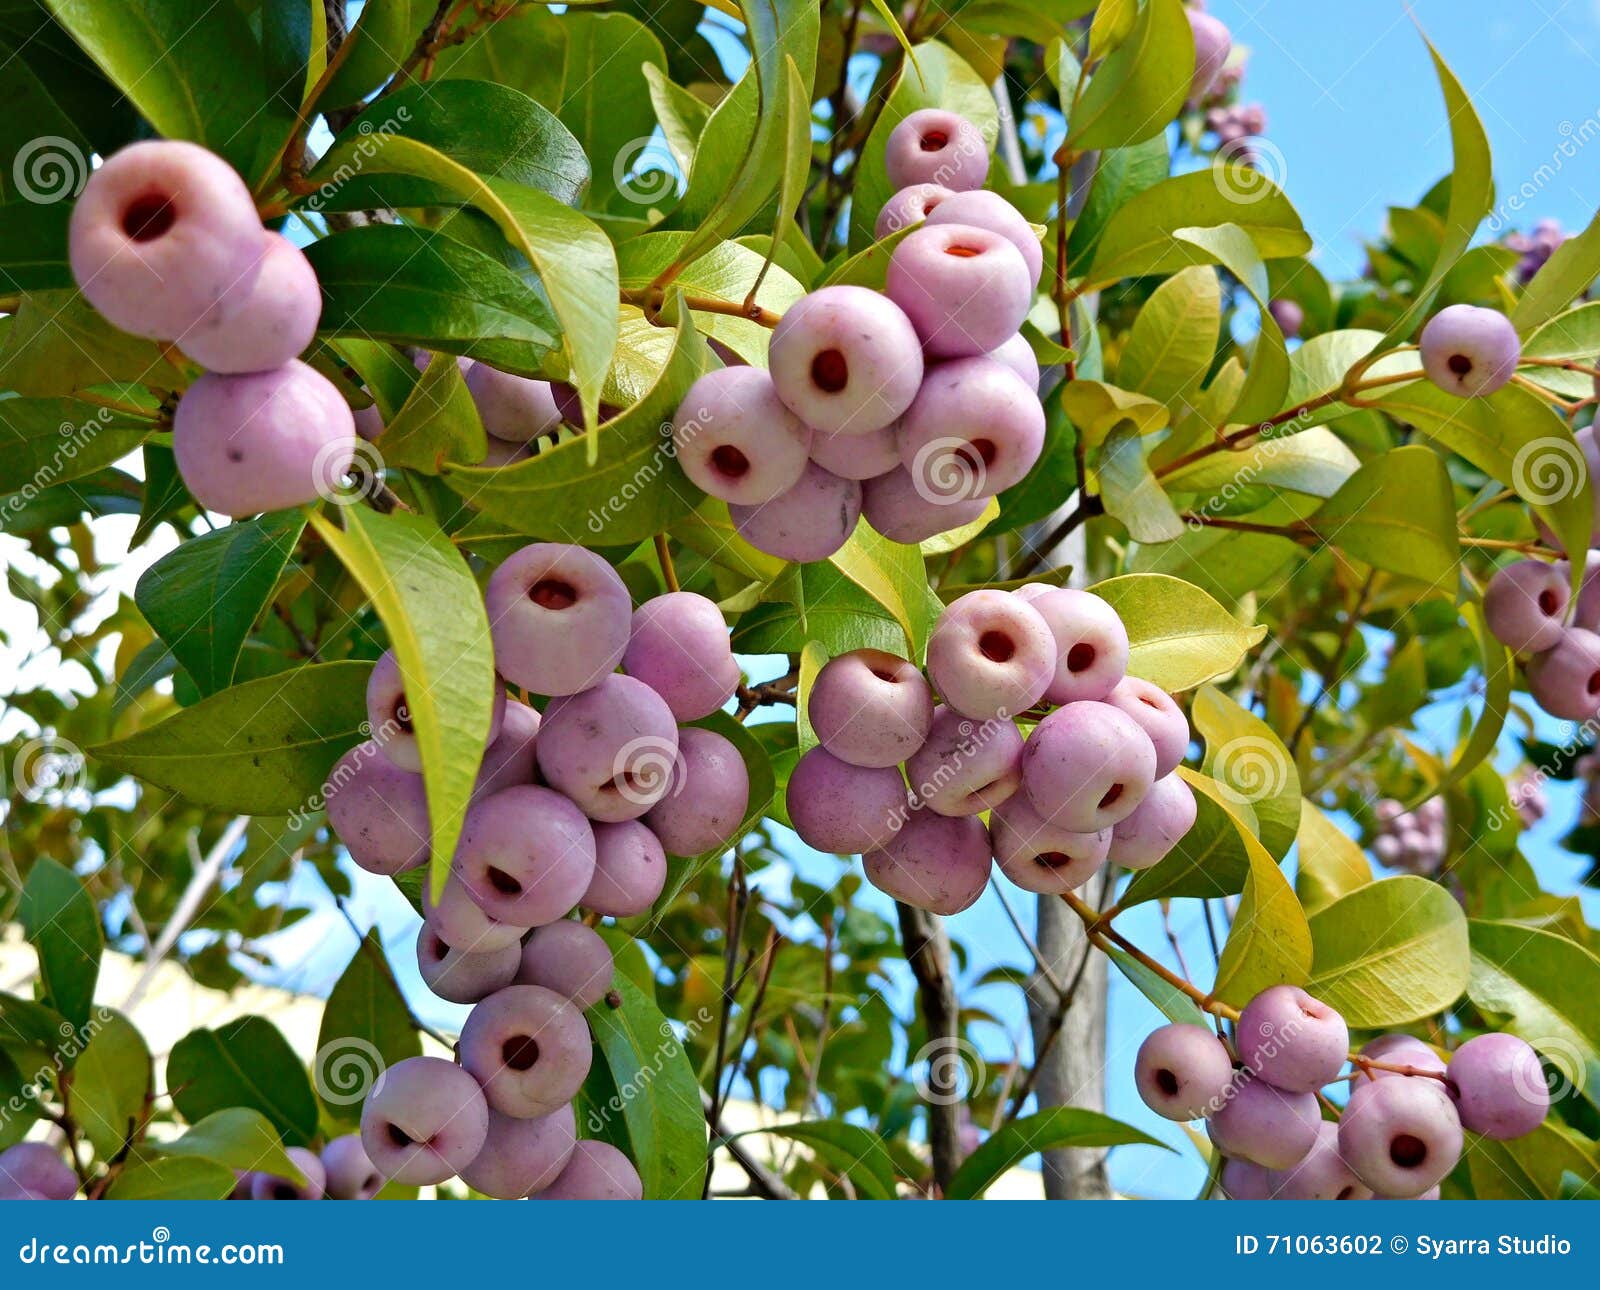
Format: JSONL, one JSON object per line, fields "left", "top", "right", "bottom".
{"left": 1370, "top": 796, "right": 1447, "bottom": 876}
{"left": 674, "top": 108, "right": 1046, "bottom": 560}
{"left": 319, "top": 541, "right": 750, "bottom": 1199}
{"left": 785, "top": 584, "right": 1196, "bottom": 913}
{"left": 1135, "top": 985, "right": 1550, "bottom": 1199}
{"left": 68, "top": 140, "right": 355, "bottom": 518}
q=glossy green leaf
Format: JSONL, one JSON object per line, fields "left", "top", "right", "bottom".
{"left": 829, "top": 523, "right": 935, "bottom": 662}
{"left": 728, "top": 1120, "right": 898, "bottom": 1199}
{"left": 68, "top": 1011, "right": 150, "bottom": 1160}
{"left": 1294, "top": 802, "right": 1371, "bottom": 918}
{"left": 1513, "top": 213, "right": 1600, "bottom": 333}
{"left": 1210, "top": 789, "right": 1313, "bottom": 1008}
{"left": 156, "top": 1108, "right": 307, "bottom": 1188}
{"left": 946, "top": 1106, "right": 1169, "bottom": 1199}
{"left": 583, "top": 973, "right": 707, "bottom": 1199}
{"left": 134, "top": 512, "right": 304, "bottom": 698}
{"left": 1193, "top": 685, "right": 1299, "bottom": 860}
{"left": 1090, "top": 573, "right": 1267, "bottom": 691}
{"left": 374, "top": 350, "right": 487, "bottom": 474}
{"left": 315, "top": 932, "right": 422, "bottom": 1128}
{"left": 1106, "top": 946, "right": 1210, "bottom": 1027}
{"left": 167, "top": 1017, "right": 319, "bottom": 1148}
{"left": 1307, "top": 445, "right": 1460, "bottom": 585}
{"left": 0, "top": 292, "right": 185, "bottom": 398}
{"left": 320, "top": 0, "right": 415, "bottom": 109}
{"left": 308, "top": 507, "right": 494, "bottom": 899}
{"left": 1116, "top": 266, "right": 1220, "bottom": 409}
{"left": 18, "top": 857, "right": 100, "bottom": 1034}
{"left": 443, "top": 310, "right": 709, "bottom": 543}
{"left": 0, "top": 396, "right": 153, "bottom": 495}
{"left": 90, "top": 660, "right": 372, "bottom": 814}
{"left": 1064, "top": 136, "right": 1170, "bottom": 275}
{"left": 1119, "top": 771, "right": 1252, "bottom": 906}
{"left": 1175, "top": 224, "right": 1289, "bottom": 425}
{"left": 105, "top": 1155, "right": 235, "bottom": 1200}
{"left": 1097, "top": 424, "right": 1185, "bottom": 542}
{"left": 1306, "top": 876, "right": 1469, "bottom": 1026}
{"left": 1066, "top": 0, "right": 1192, "bottom": 150}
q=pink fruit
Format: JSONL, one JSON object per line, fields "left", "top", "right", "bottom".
{"left": 989, "top": 789, "right": 1110, "bottom": 894}
{"left": 423, "top": 872, "right": 526, "bottom": 953}
{"left": 1526, "top": 625, "right": 1600, "bottom": 720}
{"left": 323, "top": 741, "right": 429, "bottom": 876}
{"left": 1103, "top": 677, "right": 1189, "bottom": 777}
{"left": 904, "top": 705, "right": 1023, "bottom": 816}
{"left": 673, "top": 366, "right": 813, "bottom": 504}
{"left": 623, "top": 592, "right": 740, "bottom": 722}
{"left": 460, "top": 1106, "right": 577, "bottom": 1200}
{"left": 1135, "top": 1022, "right": 1235, "bottom": 1121}
{"left": 484, "top": 543, "right": 632, "bottom": 697}
{"left": 1445, "top": 1033, "right": 1549, "bottom": 1140}
{"left": 321, "top": 1134, "right": 382, "bottom": 1200}
{"left": 516, "top": 920, "right": 614, "bottom": 1009}
{"left": 897, "top": 357, "right": 1045, "bottom": 499}
{"left": 1021, "top": 701, "right": 1158, "bottom": 832}
{"left": 1483, "top": 559, "right": 1569, "bottom": 655}
{"left": 178, "top": 231, "right": 320, "bottom": 372}
{"left": 1338, "top": 1074, "right": 1463, "bottom": 1198}
{"left": 808, "top": 648, "right": 934, "bottom": 769}
{"left": 453, "top": 785, "right": 596, "bottom": 926}
{"left": 729, "top": 461, "right": 862, "bottom": 563}
{"left": 1269, "top": 1121, "right": 1373, "bottom": 1201}
{"left": 810, "top": 422, "right": 902, "bottom": 481}
{"left": 532, "top": 1140, "right": 642, "bottom": 1200}
{"left": 465, "top": 366, "right": 562, "bottom": 444}
{"left": 535, "top": 674, "right": 680, "bottom": 822}
{"left": 1026, "top": 587, "right": 1131, "bottom": 705}
{"left": 459, "top": 984, "right": 592, "bottom": 1119}
{"left": 366, "top": 649, "right": 505, "bottom": 773}
{"left": 861, "top": 464, "right": 991, "bottom": 544}
{"left": 767, "top": 286, "right": 923, "bottom": 436}
{"left": 927, "top": 589, "right": 1056, "bottom": 721}
{"left": 415, "top": 924, "right": 521, "bottom": 1004}
{"left": 172, "top": 360, "right": 355, "bottom": 517}
{"left": 875, "top": 182, "right": 955, "bottom": 239}
{"left": 1186, "top": 9, "right": 1233, "bottom": 102}
{"left": 1106, "top": 772, "right": 1196, "bottom": 869}
{"left": 883, "top": 109, "right": 988, "bottom": 192}
{"left": 1236, "top": 984, "right": 1349, "bottom": 1093}
{"left": 69, "top": 140, "right": 264, "bottom": 340}
{"left": 1418, "top": 304, "right": 1520, "bottom": 397}
{"left": 886, "top": 224, "right": 1032, "bottom": 359}
{"left": 923, "top": 189, "right": 1043, "bottom": 288}
{"left": 862, "top": 808, "right": 991, "bottom": 915}
{"left": 582, "top": 820, "right": 667, "bottom": 917}
{"left": 645, "top": 727, "right": 750, "bottom": 856}
{"left": 1207, "top": 1075, "right": 1321, "bottom": 1170}
{"left": 360, "top": 1056, "right": 488, "bottom": 1187}
{"left": 785, "top": 747, "right": 909, "bottom": 854}
{"left": 473, "top": 700, "right": 541, "bottom": 799}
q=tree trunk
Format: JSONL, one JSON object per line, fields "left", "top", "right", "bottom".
{"left": 896, "top": 901, "right": 962, "bottom": 1194}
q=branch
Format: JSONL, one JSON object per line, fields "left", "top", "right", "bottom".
{"left": 895, "top": 901, "right": 962, "bottom": 1194}
{"left": 702, "top": 1091, "right": 798, "bottom": 1199}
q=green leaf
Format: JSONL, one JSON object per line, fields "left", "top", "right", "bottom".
{"left": 308, "top": 507, "right": 494, "bottom": 899}
{"left": 18, "top": 857, "right": 100, "bottom": 1034}
{"left": 732, "top": 566, "right": 913, "bottom": 657}
{"left": 1174, "top": 224, "right": 1289, "bottom": 425}
{"left": 67, "top": 1010, "right": 148, "bottom": 1160}
{"left": 1374, "top": 36, "right": 1494, "bottom": 351}
{"left": 828, "top": 523, "right": 935, "bottom": 662}
{"left": 444, "top": 308, "right": 708, "bottom": 542}
{"left": 312, "top": 78, "right": 590, "bottom": 210}
{"left": 1065, "top": 136, "right": 1170, "bottom": 276}
{"left": 1210, "top": 790, "right": 1313, "bottom": 1008}
{"left": 1372, "top": 380, "right": 1593, "bottom": 563}
{"left": 1411, "top": 603, "right": 1510, "bottom": 806}
{"left": 1119, "top": 772, "right": 1251, "bottom": 906}
{"left": 1097, "top": 424, "right": 1185, "bottom": 542}
{"left": 105, "top": 1155, "right": 235, "bottom": 1200}
{"left": 1193, "top": 685, "right": 1299, "bottom": 860}
{"left": 314, "top": 932, "right": 422, "bottom": 1128}
{"left": 1161, "top": 427, "right": 1359, "bottom": 502}
{"left": 1116, "top": 266, "right": 1220, "bottom": 409}
{"left": 1468, "top": 919, "right": 1600, "bottom": 1101}
{"left": 134, "top": 512, "right": 304, "bottom": 698}
{"left": 728, "top": 1120, "right": 897, "bottom": 1199}
{"left": 582, "top": 973, "right": 706, "bottom": 1199}
{"left": 0, "top": 396, "right": 153, "bottom": 495}
{"left": 90, "top": 660, "right": 371, "bottom": 814}
{"left": 0, "top": 204, "right": 71, "bottom": 292}
{"left": 1519, "top": 301, "right": 1600, "bottom": 399}
{"left": 42, "top": 0, "right": 265, "bottom": 173}
{"left": 1469, "top": 1122, "right": 1598, "bottom": 1200}
{"left": 1066, "top": 0, "right": 1192, "bottom": 150}
{"left": 374, "top": 350, "right": 487, "bottom": 474}
{"left": 308, "top": 132, "right": 616, "bottom": 434}
{"left": 167, "top": 1017, "right": 319, "bottom": 1148}
{"left": 849, "top": 41, "right": 998, "bottom": 251}
{"left": 1084, "top": 168, "right": 1310, "bottom": 287}
{"left": 156, "top": 1108, "right": 306, "bottom": 1188}
{"left": 1090, "top": 573, "right": 1267, "bottom": 691}
{"left": 320, "top": 0, "right": 416, "bottom": 109}
{"left": 651, "top": 712, "right": 774, "bottom": 916}
{"left": 131, "top": 442, "right": 190, "bottom": 548}
{"left": 946, "top": 1106, "right": 1169, "bottom": 1199}
{"left": 0, "top": 1047, "right": 37, "bottom": 1150}
{"left": 1307, "top": 445, "right": 1460, "bottom": 584}
{"left": 1513, "top": 212, "right": 1600, "bottom": 333}
{"left": 1305, "top": 876, "right": 1469, "bottom": 1026}
{"left": 669, "top": 0, "right": 820, "bottom": 261}
{"left": 304, "top": 224, "right": 557, "bottom": 375}
{"left": 1106, "top": 946, "right": 1209, "bottom": 1026}
{"left": 1294, "top": 802, "right": 1371, "bottom": 918}
{"left": 0, "top": 291, "right": 185, "bottom": 398}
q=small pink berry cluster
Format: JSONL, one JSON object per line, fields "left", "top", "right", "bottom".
{"left": 322, "top": 542, "right": 753, "bottom": 1199}
{"left": 786, "top": 584, "right": 1196, "bottom": 914}
{"left": 1483, "top": 549, "right": 1600, "bottom": 723}
{"left": 672, "top": 109, "right": 1046, "bottom": 562}
{"left": 68, "top": 140, "right": 354, "bottom": 518}
{"left": 1506, "top": 218, "right": 1570, "bottom": 286}
{"left": 1370, "top": 796, "right": 1446, "bottom": 876}
{"left": 1134, "top": 985, "right": 1550, "bottom": 1200}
